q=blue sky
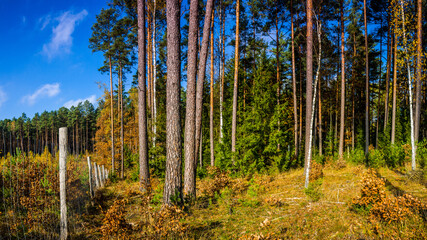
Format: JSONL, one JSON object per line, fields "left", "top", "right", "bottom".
{"left": 0, "top": 0, "right": 110, "bottom": 120}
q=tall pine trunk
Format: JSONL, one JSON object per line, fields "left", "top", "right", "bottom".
{"left": 384, "top": 19, "right": 392, "bottom": 131}
{"left": 363, "top": 0, "right": 369, "bottom": 156}
{"left": 231, "top": 0, "right": 240, "bottom": 164}
{"left": 304, "top": 0, "right": 313, "bottom": 188}
{"left": 119, "top": 66, "right": 124, "bottom": 179}
{"left": 400, "top": 0, "right": 416, "bottom": 170}
{"left": 339, "top": 0, "right": 345, "bottom": 158}
{"left": 164, "top": 0, "right": 182, "bottom": 205}
{"left": 219, "top": 0, "right": 224, "bottom": 142}
{"left": 415, "top": 0, "right": 422, "bottom": 143}
{"left": 183, "top": 0, "right": 199, "bottom": 200}
{"left": 189, "top": 0, "right": 214, "bottom": 200}
{"left": 291, "top": 0, "right": 298, "bottom": 158}
{"left": 138, "top": 0, "right": 150, "bottom": 191}
{"left": 391, "top": 33, "right": 397, "bottom": 145}
{"left": 209, "top": 11, "right": 215, "bottom": 167}
{"left": 153, "top": 0, "right": 157, "bottom": 147}
{"left": 109, "top": 56, "right": 115, "bottom": 173}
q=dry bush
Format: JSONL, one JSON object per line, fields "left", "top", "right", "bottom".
{"left": 151, "top": 205, "right": 187, "bottom": 238}
{"left": 353, "top": 169, "right": 427, "bottom": 225}
{"left": 335, "top": 158, "right": 347, "bottom": 169}
{"left": 231, "top": 178, "right": 249, "bottom": 194}
{"left": 100, "top": 199, "right": 131, "bottom": 239}
{"left": 200, "top": 166, "right": 231, "bottom": 198}
{"left": 309, "top": 161, "right": 324, "bottom": 182}
{"left": 352, "top": 169, "right": 386, "bottom": 208}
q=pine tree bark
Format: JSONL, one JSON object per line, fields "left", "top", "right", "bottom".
{"left": 275, "top": 2, "right": 280, "bottom": 151}
{"left": 138, "top": 0, "right": 150, "bottom": 191}
{"left": 153, "top": 0, "right": 157, "bottom": 147}
{"left": 231, "top": 0, "right": 240, "bottom": 164}
{"left": 384, "top": 20, "right": 392, "bottom": 131}
{"left": 210, "top": 11, "right": 215, "bottom": 167}
{"left": 400, "top": 0, "right": 416, "bottom": 170}
{"left": 363, "top": 0, "right": 369, "bottom": 156}
{"left": 305, "top": 17, "right": 321, "bottom": 188}
{"left": 415, "top": 0, "right": 422, "bottom": 143}
{"left": 219, "top": 0, "right": 224, "bottom": 142}
{"left": 304, "top": 0, "right": 313, "bottom": 187}
{"left": 164, "top": 0, "right": 183, "bottom": 205}
{"left": 109, "top": 56, "right": 115, "bottom": 173}
{"left": 391, "top": 33, "right": 397, "bottom": 145}
{"left": 120, "top": 66, "right": 124, "bottom": 179}
{"left": 339, "top": 0, "right": 345, "bottom": 158}
{"left": 291, "top": 0, "right": 298, "bottom": 158}
{"left": 188, "top": 0, "right": 214, "bottom": 200}
{"left": 194, "top": 0, "right": 215, "bottom": 163}
{"left": 319, "top": 75, "right": 322, "bottom": 155}
{"left": 183, "top": 0, "right": 199, "bottom": 201}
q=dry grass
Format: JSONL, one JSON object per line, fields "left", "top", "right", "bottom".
{"left": 82, "top": 163, "right": 426, "bottom": 239}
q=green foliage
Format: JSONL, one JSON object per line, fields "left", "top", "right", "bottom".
{"left": 304, "top": 179, "right": 323, "bottom": 202}
{"left": 416, "top": 140, "right": 427, "bottom": 170}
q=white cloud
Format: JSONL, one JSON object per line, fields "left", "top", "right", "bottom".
{"left": 22, "top": 83, "right": 60, "bottom": 105}
{"left": 42, "top": 9, "right": 88, "bottom": 59}
{"left": 39, "top": 15, "right": 51, "bottom": 30}
{"left": 0, "top": 87, "right": 7, "bottom": 108}
{"left": 64, "top": 95, "right": 96, "bottom": 109}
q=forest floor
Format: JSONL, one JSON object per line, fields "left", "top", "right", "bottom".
{"left": 81, "top": 162, "right": 427, "bottom": 239}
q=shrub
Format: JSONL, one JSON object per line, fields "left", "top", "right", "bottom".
{"left": 352, "top": 169, "right": 386, "bottom": 209}
{"left": 347, "top": 148, "right": 365, "bottom": 165}
{"left": 304, "top": 179, "right": 323, "bottom": 202}
{"left": 199, "top": 166, "right": 231, "bottom": 198}
{"left": 100, "top": 199, "right": 131, "bottom": 239}
{"left": 152, "top": 205, "right": 187, "bottom": 238}
{"left": 309, "top": 161, "right": 323, "bottom": 182}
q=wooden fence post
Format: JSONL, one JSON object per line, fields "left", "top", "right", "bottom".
{"left": 59, "top": 127, "right": 68, "bottom": 240}
{"left": 101, "top": 165, "right": 105, "bottom": 184}
{"left": 98, "top": 164, "right": 104, "bottom": 187}
{"left": 94, "top": 162, "right": 99, "bottom": 190}
{"left": 87, "top": 156, "right": 93, "bottom": 198}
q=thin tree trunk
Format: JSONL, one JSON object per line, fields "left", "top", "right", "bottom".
{"left": 352, "top": 32, "right": 356, "bottom": 150}
{"left": 194, "top": 0, "right": 215, "bottom": 157}
{"left": 400, "top": 0, "right": 416, "bottom": 170}
{"left": 304, "top": 0, "right": 313, "bottom": 188}
{"left": 363, "top": 0, "right": 369, "bottom": 156}
{"left": 305, "top": 16, "right": 321, "bottom": 189}
{"left": 120, "top": 66, "right": 124, "bottom": 179}
{"left": 275, "top": 2, "right": 281, "bottom": 151}
{"left": 183, "top": 0, "right": 199, "bottom": 200}
{"left": 138, "top": 0, "right": 150, "bottom": 191}
{"left": 291, "top": 0, "right": 298, "bottom": 158}
{"left": 189, "top": 0, "right": 214, "bottom": 200}
{"left": 219, "top": 0, "right": 224, "bottom": 142}
{"left": 231, "top": 0, "right": 240, "bottom": 164}
{"left": 415, "top": 0, "right": 422, "bottom": 143}
{"left": 109, "top": 56, "right": 115, "bottom": 173}
{"left": 153, "top": 0, "right": 157, "bottom": 147}
{"left": 319, "top": 74, "right": 322, "bottom": 156}
{"left": 164, "top": 0, "right": 182, "bottom": 206}
{"left": 339, "top": 0, "right": 345, "bottom": 158}
{"left": 209, "top": 11, "right": 215, "bottom": 167}
{"left": 384, "top": 18, "right": 392, "bottom": 131}
{"left": 391, "top": 33, "right": 397, "bottom": 144}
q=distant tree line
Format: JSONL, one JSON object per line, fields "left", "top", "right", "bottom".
{"left": 0, "top": 101, "right": 98, "bottom": 157}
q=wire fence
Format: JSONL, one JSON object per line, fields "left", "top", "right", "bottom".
{"left": 0, "top": 149, "right": 102, "bottom": 239}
